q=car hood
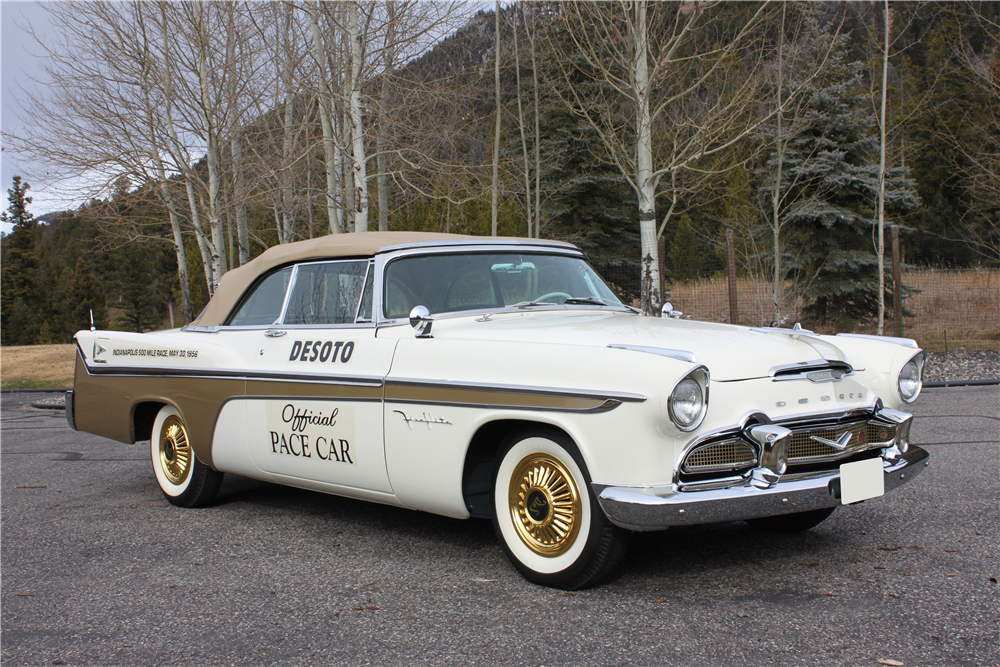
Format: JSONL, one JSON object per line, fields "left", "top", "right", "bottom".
{"left": 431, "top": 310, "right": 852, "bottom": 382}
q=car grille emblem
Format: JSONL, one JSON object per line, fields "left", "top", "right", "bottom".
{"left": 809, "top": 431, "right": 853, "bottom": 451}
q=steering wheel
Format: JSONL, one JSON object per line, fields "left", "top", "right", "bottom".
{"left": 535, "top": 292, "right": 571, "bottom": 303}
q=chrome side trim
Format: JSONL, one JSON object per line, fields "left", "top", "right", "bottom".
{"left": 81, "top": 364, "right": 246, "bottom": 379}
{"left": 837, "top": 333, "right": 919, "bottom": 349}
{"left": 384, "top": 378, "right": 646, "bottom": 403}
{"left": 246, "top": 394, "right": 383, "bottom": 404}
{"left": 387, "top": 396, "right": 625, "bottom": 415}
{"left": 246, "top": 372, "right": 383, "bottom": 387}
{"left": 79, "top": 363, "right": 384, "bottom": 388}
{"left": 179, "top": 325, "right": 222, "bottom": 333}
{"left": 607, "top": 344, "right": 697, "bottom": 363}
{"left": 594, "top": 445, "right": 929, "bottom": 531}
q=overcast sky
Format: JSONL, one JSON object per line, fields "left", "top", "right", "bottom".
{"left": 2, "top": 0, "right": 70, "bottom": 230}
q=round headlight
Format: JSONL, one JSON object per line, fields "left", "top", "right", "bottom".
{"left": 898, "top": 359, "right": 921, "bottom": 403}
{"left": 669, "top": 377, "right": 705, "bottom": 431}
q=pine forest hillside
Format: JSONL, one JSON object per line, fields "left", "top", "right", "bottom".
{"left": 2, "top": 0, "right": 998, "bottom": 344}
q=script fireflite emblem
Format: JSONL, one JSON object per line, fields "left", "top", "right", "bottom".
{"left": 810, "top": 431, "right": 853, "bottom": 451}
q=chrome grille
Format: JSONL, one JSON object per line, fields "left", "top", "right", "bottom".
{"left": 788, "top": 422, "right": 897, "bottom": 463}
{"left": 683, "top": 440, "right": 756, "bottom": 473}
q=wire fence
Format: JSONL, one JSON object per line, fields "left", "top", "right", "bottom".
{"left": 594, "top": 230, "right": 1000, "bottom": 353}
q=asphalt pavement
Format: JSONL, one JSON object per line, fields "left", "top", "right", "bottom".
{"left": 2, "top": 385, "right": 997, "bottom": 667}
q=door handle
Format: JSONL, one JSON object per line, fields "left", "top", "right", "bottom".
{"left": 264, "top": 330, "right": 287, "bottom": 338}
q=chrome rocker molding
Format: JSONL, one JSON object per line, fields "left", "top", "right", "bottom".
{"left": 593, "top": 444, "right": 929, "bottom": 532}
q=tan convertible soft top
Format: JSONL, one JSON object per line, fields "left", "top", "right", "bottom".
{"left": 192, "top": 231, "right": 575, "bottom": 327}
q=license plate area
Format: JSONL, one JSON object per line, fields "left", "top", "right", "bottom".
{"left": 839, "top": 457, "right": 885, "bottom": 504}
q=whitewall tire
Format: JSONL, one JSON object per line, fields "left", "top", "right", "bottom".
{"left": 150, "top": 405, "right": 223, "bottom": 508}
{"left": 492, "top": 428, "right": 629, "bottom": 589}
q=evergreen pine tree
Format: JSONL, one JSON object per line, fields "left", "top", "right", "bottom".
{"left": 66, "top": 257, "right": 108, "bottom": 333}
{"left": 0, "top": 176, "right": 42, "bottom": 345}
{"left": 755, "top": 17, "right": 919, "bottom": 329}
{"left": 669, "top": 214, "right": 703, "bottom": 282}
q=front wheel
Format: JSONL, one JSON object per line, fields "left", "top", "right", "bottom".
{"left": 150, "top": 405, "right": 223, "bottom": 508}
{"left": 492, "top": 428, "right": 629, "bottom": 589}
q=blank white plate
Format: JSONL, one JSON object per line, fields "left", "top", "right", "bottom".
{"left": 840, "top": 457, "right": 885, "bottom": 505}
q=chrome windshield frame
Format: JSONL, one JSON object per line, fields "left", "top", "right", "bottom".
{"left": 372, "top": 243, "right": 629, "bottom": 328}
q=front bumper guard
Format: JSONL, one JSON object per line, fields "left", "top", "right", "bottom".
{"left": 593, "top": 445, "right": 929, "bottom": 532}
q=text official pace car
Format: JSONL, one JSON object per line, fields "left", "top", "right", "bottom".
{"left": 68, "top": 232, "right": 929, "bottom": 589}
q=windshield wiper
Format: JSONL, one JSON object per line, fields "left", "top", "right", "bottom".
{"left": 563, "top": 296, "right": 607, "bottom": 306}
{"left": 564, "top": 296, "right": 640, "bottom": 313}
{"left": 510, "top": 301, "right": 557, "bottom": 308}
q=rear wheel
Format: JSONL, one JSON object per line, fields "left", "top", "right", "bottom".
{"left": 150, "top": 406, "right": 223, "bottom": 508}
{"left": 492, "top": 428, "right": 629, "bottom": 589}
{"left": 746, "top": 507, "right": 836, "bottom": 533}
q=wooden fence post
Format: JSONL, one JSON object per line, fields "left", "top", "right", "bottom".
{"left": 892, "top": 225, "right": 902, "bottom": 337}
{"left": 727, "top": 228, "right": 738, "bottom": 325}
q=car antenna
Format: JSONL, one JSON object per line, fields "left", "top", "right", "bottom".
{"left": 90, "top": 309, "right": 96, "bottom": 332}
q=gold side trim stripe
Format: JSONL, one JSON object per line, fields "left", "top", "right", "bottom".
{"left": 385, "top": 378, "right": 646, "bottom": 403}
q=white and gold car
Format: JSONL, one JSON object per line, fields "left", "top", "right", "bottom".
{"left": 68, "top": 232, "right": 929, "bottom": 589}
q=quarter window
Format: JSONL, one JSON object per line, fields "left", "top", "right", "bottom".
{"left": 227, "top": 266, "right": 293, "bottom": 326}
{"left": 284, "top": 261, "right": 369, "bottom": 325}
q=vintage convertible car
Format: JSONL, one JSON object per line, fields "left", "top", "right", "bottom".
{"left": 68, "top": 232, "right": 929, "bottom": 589}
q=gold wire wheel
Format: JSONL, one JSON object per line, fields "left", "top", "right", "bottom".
{"left": 508, "top": 452, "right": 583, "bottom": 556}
{"left": 159, "top": 415, "right": 193, "bottom": 486}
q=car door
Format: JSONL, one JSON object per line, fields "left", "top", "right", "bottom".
{"left": 244, "top": 259, "right": 397, "bottom": 496}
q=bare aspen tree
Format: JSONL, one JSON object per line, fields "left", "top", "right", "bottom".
{"left": 491, "top": 0, "right": 502, "bottom": 237}
{"left": 348, "top": 1, "right": 370, "bottom": 232}
{"left": 876, "top": 0, "right": 890, "bottom": 335}
{"left": 547, "top": 1, "right": 833, "bottom": 315}
{"left": 224, "top": 3, "right": 250, "bottom": 266}
{"left": 526, "top": 5, "right": 542, "bottom": 238}
{"left": 513, "top": 7, "right": 532, "bottom": 238}
{"left": 309, "top": 0, "right": 343, "bottom": 234}
{"left": 194, "top": 1, "right": 227, "bottom": 284}
{"left": 136, "top": 5, "right": 193, "bottom": 322}
{"left": 377, "top": 1, "right": 398, "bottom": 233}
{"left": 771, "top": 4, "right": 788, "bottom": 325}
{"left": 279, "top": 1, "right": 300, "bottom": 244}
{"left": 154, "top": 3, "right": 218, "bottom": 294}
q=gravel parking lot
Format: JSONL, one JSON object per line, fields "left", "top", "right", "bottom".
{"left": 2, "top": 385, "right": 997, "bottom": 667}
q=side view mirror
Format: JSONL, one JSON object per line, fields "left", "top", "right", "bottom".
{"left": 409, "top": 305, "right": 435, "bottom": 338}
{"left": 661, "top": 302, "right": 683, "bottom": 319}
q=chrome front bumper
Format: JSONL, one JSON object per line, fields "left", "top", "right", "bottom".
{"left": 593, "top": 445, "right": 929, "bottom": 532}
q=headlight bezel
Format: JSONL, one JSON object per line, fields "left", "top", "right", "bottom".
{"left": 667, "top": 366, "right": 710, "bottom": 432}
{"left": 897, "top": 352, "right": 924, "bottom": 404}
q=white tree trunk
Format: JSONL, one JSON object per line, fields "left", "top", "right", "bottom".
{"left": 232, "top": 134, "right": 249, "bottom": 265}
{"left": 308, "top": 0, "right": 342, "bottom": 234}
{"left": 876, "top": 0, "right": 890, "bottom": 335}
{"left": 377, "top": 1, "right": 397, "bottom": 233}
{"left": 772, "top": 4, "right": 786, "bottom": 326}
{"left": 195, "top": 1, "right": 226, "bottom": 290}
{"left": 491, "top": 0, "right": 502, "bottom": 237}
{"left": 348, "top": 1, "right": 369, "bottom": 232}
{"left": 634, "top": 0, "right": 659, "bottom": 315}
{"left": 184, "top": 178, "right": 217, "bottom": 295}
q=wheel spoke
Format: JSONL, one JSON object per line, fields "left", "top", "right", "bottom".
{"left": 508, "top": 452, "right": 582, "bottom": 556}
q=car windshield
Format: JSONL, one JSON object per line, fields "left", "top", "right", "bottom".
{"left": 383, "top": 252, "right": 623, "bottom": 319}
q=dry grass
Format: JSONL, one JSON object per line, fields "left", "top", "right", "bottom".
{"left": 1, "top": 269, "right": 995, "bottom": 388}
{"left": 1, "top": 344, "right": 76, "bottom": 389}
{"left": 668, "top": 268, "right": 1000, "bottom": 352}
